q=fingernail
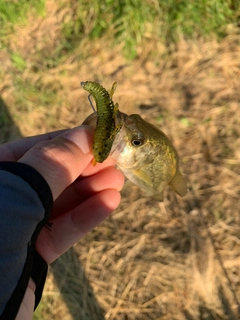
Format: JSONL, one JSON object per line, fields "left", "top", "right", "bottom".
{"left": 63, "top": 125, "right": 94, "bottom": 154}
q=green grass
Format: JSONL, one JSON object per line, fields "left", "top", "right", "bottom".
{"left": 0, "top": 0, "right": 45, "bottom": 26}
{"left": 0, "top": 0, "right": 45, "bottom": 48}
{"left": 59, "top": 0, "right": 240, "bottom": 58}
{"left": 0, "top": 0, "right": 238, "bottom": 134}
{"left": 0, "top": 0, "right": 239, "bottom": 129}
{"left": 0, "top": 0, "right": 239, "bottom": 58}
{"left": 11, "top": 51, "right": 27, "bottom": 71}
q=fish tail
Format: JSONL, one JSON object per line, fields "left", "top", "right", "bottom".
{"left": 169, "top": 170, "right": 187, "bottom": 197}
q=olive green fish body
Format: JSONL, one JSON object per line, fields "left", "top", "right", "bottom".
{"left": 81, "top": 81, "right": 121, "bottom": 164}
{"left": 82, "top": 82, "right": 187, "bottom": 199}
{"left": 111, "top": 113, "right": 187, "bottom": 200}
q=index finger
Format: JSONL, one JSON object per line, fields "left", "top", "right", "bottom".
{"left": 0, "top": 129, "right": 68, "bottom": 161}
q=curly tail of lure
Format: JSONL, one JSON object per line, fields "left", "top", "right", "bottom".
{"left": 81, "top": 81, "right": 122, "bottom": 165}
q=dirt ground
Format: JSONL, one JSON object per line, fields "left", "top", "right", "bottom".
{"left": 1, "top": 4, "right": 240, "bottom": 319}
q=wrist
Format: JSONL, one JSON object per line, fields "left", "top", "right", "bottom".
{"left": 15, "top": 279, "right": 36, "bottom": 320}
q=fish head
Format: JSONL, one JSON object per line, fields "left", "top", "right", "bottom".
{"left": 83, "top": 112, "right": 187, "bottom": 200}
{"left": 111, "top": 113, "right": 187, "bottom": 200}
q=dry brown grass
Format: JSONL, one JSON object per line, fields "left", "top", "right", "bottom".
{"left": 1, "top": 1, "right": 240, "bottom": 319}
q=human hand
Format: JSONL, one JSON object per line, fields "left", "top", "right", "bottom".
{"left": 1, "top": 125, "right": 124, "bottom": 262}
{"left": 0, "top": 126, "right": 124, "bottom": 319}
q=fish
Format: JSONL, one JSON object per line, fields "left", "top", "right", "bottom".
{"left": 82, "top": 82, "right": 187, "bottom": 200}
{"left": 112, "top": 113, "right": 187, "bottom": 200}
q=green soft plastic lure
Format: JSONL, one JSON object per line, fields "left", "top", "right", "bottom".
{"left": 81, "top": 81, "right": 122, "bottom": 165}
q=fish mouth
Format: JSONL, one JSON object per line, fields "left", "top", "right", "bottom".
{"left": 82, "top": 112, "right": 98, "bottom": 127}
{"left": 82, "top": 111, "right": 128, "bottom": 161}
{"left": 109, "top": 111, "right": 128, "bottom": 159}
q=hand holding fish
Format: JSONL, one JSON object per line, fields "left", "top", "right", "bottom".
{"left": 0, "top": 126, "right": 124, "bottom": 319}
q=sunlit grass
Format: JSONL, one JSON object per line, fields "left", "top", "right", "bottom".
{"left": 0, "top": 0, "right": 45, "bottom": 23}
{"left": 1, "top": 0, "right": 239, "bottom": 60}
{"left": 59, "top": 0, "right": 240, "bottom": 58}
{"left": 11, "top": 51, "right": 27, "bottom": 71}
{"left": 0, "top": 0, "right": 45, "bottom": 44}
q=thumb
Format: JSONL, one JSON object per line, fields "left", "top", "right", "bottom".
{"left": 19, "top": 126, "right": 94, "bottom": 200}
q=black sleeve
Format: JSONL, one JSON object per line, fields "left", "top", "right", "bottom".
{"left": 0, "top": 162, "right": 53, "bottom": 320}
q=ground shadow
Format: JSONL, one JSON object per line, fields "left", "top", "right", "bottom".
{"left": 51, "top": 248, "right": 105, "bottom": 320}
{"left": 0, "top": 96, "right": 104, "bottom": 319}
{"left": 0, "top": 96, "right": 22, "bottom": 143}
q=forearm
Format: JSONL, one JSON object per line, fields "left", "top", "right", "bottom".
{"left": 0, "top": 162, "right": 52, "bottom": 319}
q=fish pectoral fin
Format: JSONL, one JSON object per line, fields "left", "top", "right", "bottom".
{"left": 169, "top": 171, "right": 187, "bottom": 197}
{"left": 133, "top": 169, "right": 153, "bottom": 186}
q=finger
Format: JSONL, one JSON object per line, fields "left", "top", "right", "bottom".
{"left": 75, "top": 165, "right": 124, "bottom": 193}
{"left": 0, "top": 129, "right": 68, "bottom": 161}
{"left": 52, "top": 166, "right": 124, "bottom": 217}
{"left": 19, "top": 126, "right": 94, "bottom": 200}
{"left": 36, "top": 189, "right": 121, "bottom": 264}
{"left": 81, "top": 157, "right": 118, "bottom": 177}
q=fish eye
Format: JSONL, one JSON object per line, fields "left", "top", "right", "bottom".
{"left": 131, "top": 138, "right": 144, "bottom": 147}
